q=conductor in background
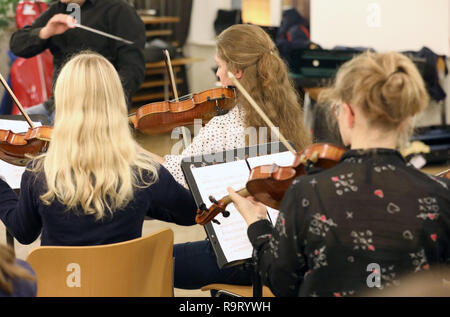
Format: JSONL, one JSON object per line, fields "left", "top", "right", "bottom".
{"left": 9, "top": 0, "right": 145, "bottom": 123}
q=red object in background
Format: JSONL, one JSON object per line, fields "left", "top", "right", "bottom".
{"left": 15, "top": 0, "right": 48, "bottom": 29}
{"left": 10, "top": 1, "right": 53, "bottom": 114}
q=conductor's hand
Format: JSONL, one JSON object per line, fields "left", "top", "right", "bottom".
{"left": 227, "top": 187, "right": 267, "bottom": 226}
{"left": 39, "top": 14, "right": 77, "bottom": 40}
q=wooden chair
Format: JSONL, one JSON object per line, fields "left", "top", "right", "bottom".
{"left": 201, "top": 284, "right": 275, "bottom": 297}
{"left": 25, "top": 228, "right": 174, "bottom": 297}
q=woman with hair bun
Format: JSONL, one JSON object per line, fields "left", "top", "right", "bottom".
{"left": 229, "top": 51, "right": 450, "bottom": 296}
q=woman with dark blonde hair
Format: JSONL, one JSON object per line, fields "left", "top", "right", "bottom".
{"left": 168, "top": 24, "right": 312, "bottom": 293}
{"left": 151, "top": 23, "right": 311, "bottom": 187}
{"left": 0, "top": 52, "right": 197, "bottom": 247}
{"left": 229, "top": 51, "right": 450, "bottom": 296}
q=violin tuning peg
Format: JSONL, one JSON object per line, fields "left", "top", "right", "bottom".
{"left": 212, "top": 219, "right": 221, "bottom": 225}
{"left": 199, "top": 203, "right": 208, "bottom": 211}
{"left": 222, "top": 210, "right": 230, "bottom": 218}
{"left": 209, "top": 195, "right": 219, "bottom": 205}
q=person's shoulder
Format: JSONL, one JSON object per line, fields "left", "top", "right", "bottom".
{"left": 105, "top": 0, "right": 136, "bottom": 10}
{"left": 205, "top": 106, "right": 243, "bottom": 128}
{"left": 14, "top": 259, "right": 35, "bottom": 276}
{"left": 405, "top": 164, "right": 450, "bottom": 194}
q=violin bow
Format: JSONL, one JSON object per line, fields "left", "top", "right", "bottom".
{"left": 227, "top": 71, "right": 296, "bottom": 155}
{"left": 0, "top": 72, "right": 35, "bottom": 128}
{"left": 163, "top": 49, "right": 190, "bottom": 149}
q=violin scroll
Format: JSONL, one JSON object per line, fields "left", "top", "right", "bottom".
{"left": 195, "top": 188, "right": 248, "bottom": 225}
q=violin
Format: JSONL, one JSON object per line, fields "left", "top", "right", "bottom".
{"left": 0, "top": 126, "right": 52, "bottom": 166}
{"left": 128, "top": 86, "right": 236, "bottom": 135}
{"left": 195, "top": 71, "right": 347, "bottom": 225}
{"left": 0, "top": 72, "right": 52, "bottom": 166}
{"left": 195, "top": 142, "right": 346, "bottom": 225}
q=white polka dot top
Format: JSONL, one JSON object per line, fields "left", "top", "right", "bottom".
{"left": 163, "top": 105, "right": 246, "bottom": 187}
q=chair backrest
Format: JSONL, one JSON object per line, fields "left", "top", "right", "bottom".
{"left": 25, "top": 228, "right": 174, "bottom": 297}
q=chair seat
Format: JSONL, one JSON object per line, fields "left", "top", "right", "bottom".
{"left": 201, "top": 283, "right": 275, "bottom": 297}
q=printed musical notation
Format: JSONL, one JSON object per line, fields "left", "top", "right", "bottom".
{"left": 189, "top": 151, "right": 295, "bottom": 265}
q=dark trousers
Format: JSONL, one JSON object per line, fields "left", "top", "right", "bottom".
{"left": 173, "top": 239, "right": 253, "bottom": 290}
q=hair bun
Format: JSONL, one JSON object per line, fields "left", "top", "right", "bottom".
{"left": 381, "top": 71, "right": 406, "bottom": 105}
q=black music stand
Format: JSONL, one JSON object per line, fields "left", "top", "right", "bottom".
{"left": 181, "top": 141, "right": 293, "bottom": 297}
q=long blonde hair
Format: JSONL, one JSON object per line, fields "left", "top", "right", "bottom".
{"left": 0, "top": 244, "right": 36, "bottom": 295}
{"left": 216, "top": 24, "right": 312, "bottom": 151}
{"left": 31, "top": 52, "right": 159, "bottom": 219}
{"left": 319, "top": 51, "right": 429, "bottom": 146}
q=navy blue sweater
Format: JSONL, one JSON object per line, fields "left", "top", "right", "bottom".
{"left": 0, "top": 165, "right": 197, "bottom": 246}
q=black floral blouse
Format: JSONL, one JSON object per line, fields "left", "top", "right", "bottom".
{"left": 247, "top": 148, "right": 450, "bottom": 297}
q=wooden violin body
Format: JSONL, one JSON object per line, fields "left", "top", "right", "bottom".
{"left": 0, "top": 126, "right": 52, "bottom": 166}
{"left": 244, "top": 143, "right": 347, "bottom": 211}
{"left": 195, "top": 143, "right": 347, "bottom": 225}
{"left": 129, "top": 87, "right": 236, "bottom": 134}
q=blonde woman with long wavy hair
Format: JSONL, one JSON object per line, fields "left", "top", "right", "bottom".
{"left": 0, "top": 52, "right": 197, "bottom": 246}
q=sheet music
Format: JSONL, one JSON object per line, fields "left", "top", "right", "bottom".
{"left": 0, "top": 119, "right": 42, "bottom": 189}
{"left": 0, "top": 160, "right": 24, "bottom": 189}
{"left": 0, "top": 119, "right": 42, "bottom": 132}
{"left": 190, "top": 160, "right": 253, "bottom": 263}
{"left": 246, "top": 151, "right": 296, "bottom": 169}
{"left": 188, "top": 149, "right": 296, "bottom": 266}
